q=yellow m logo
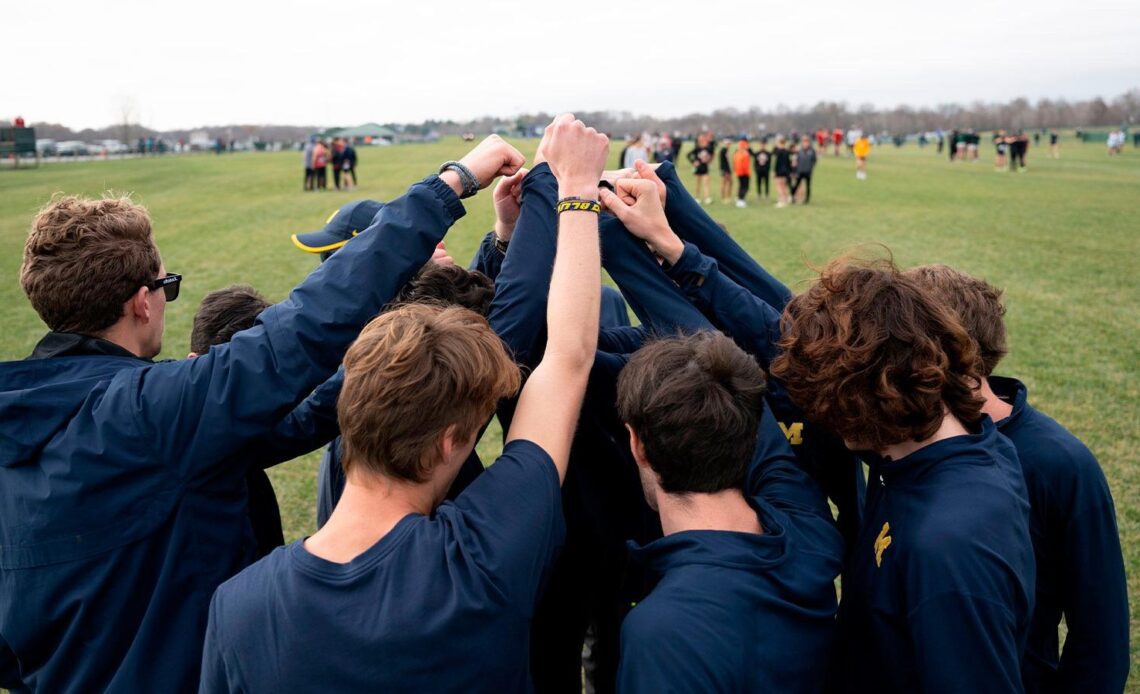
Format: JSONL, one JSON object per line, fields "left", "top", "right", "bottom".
{"left": 874, "top": 522, "right": 892, "bottom": 568}
{"left": 778, "top": 421, "right": 804, "bottom": 445}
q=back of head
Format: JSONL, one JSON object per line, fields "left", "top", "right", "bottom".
{"left": 770, "top": 258, "right": 984, "bottom": 450}
{"left": 392, "top": 264, "right": 495, "bottom": 316}
{"left": 190, "top": 285, "right": 271, "bottom": 354}
{"left": 617, "top": 332, "right": 766, "bottom": 494}
{"left": 904, "top": 264, "right": 1007, "bottom": 376}
{"left": 337, "top": 304, "right": 520, "bottom": 482}
{"left": 21, "top": 195, "right": 160, "bottom": 335}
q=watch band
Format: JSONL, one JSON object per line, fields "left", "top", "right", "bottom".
{"left": 438, "top": 161, "right": 479, "bottom": 199}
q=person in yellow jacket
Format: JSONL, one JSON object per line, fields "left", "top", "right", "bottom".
{"left": 853, "top": 134, "right": 871, "bottom": 180}
{"left": 732, "top": 139, "right": 752, "bottom": 208}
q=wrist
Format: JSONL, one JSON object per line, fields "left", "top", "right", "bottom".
{"left": 439, "top": 170, "right": 464, "bottom": 197}
{"left": 654, "top": 229, "right": 684, "bottom": 265}
{"left": 494, "top": 219, "right": 515, "bottom": 244}
{"left": 558, "top": 181, "right": 599, "bottom": 200}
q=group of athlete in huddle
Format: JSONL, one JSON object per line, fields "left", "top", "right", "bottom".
{"left": 0, "top": 114, "right": 1127, "bottom": 693}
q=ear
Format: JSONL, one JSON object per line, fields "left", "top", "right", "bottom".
{"left": 126, "top": 286, "right": 152, "bottom": 324}
{"left": 624, "top": 424, "right": 650, "bottom": 470}
{"left": 439, "top": 423, "right": 459, "bottom": 463}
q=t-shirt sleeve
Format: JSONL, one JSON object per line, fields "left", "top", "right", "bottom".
{"left": 907, "top": 591, "right": 1024, "bottom": 694}
{"left": 450, "top": 439, "right": 566, "bottom": 613}
{"left": 198, "top": 595, "right": 237, "bottom": 694}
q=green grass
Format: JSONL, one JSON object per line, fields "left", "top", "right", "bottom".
{"left": 1, "top": 136, "right": 1138, "bottom": 686}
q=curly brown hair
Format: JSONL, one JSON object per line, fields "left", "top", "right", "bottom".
{"left": 21, "top": 195, "right": 160, "bottom": 335}
{"left": 904, "top": 264, "right": 1007, "bottom": 376}
{"left": 770, "top": 258, "right": 984, "bottom": 451}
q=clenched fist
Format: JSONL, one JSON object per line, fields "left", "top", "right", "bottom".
{"left": 599, "top": 178, "right": 684, "bottom": 265}
{"left": 538, "top": 114, "right": 609, "bottom": 198}
{"left": 458, "top": 135, "right": 526, "bottom": 190}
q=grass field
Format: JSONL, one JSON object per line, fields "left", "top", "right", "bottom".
{"left": 1, "top": 135, "right": 1138, "bottom": 686}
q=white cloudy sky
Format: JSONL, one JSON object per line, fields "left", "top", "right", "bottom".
{"left": 6, "top": 0, "right": 1138, "bottom": 130}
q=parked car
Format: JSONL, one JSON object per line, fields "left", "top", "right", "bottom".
{"left": 99, "top": 139, "right": 131, "bottom": 155}
{"left": 35, "top": 139, "right": 57, "bottom": 156}
{"left": 55, "top": 141, "right": 88, "bottom": 156}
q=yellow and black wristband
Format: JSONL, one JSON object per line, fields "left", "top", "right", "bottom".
{"left": 556, "top": 197, "right": 601, "bottom": 215}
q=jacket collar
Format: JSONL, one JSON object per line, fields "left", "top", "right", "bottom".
{"left": 862, "top": 416, "right": 999, "bottom": 485}
{"left": 986, "top": 375, "right": 1028, "bottom": 430}
{"left": 27, "top": 332, "right": 149, "bottom": 362}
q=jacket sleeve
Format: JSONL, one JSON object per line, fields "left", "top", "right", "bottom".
{"left": 468, "top": 230, "right": 505, "bottom": 280}
{"left": 116, "top": 176, "right": 465, "bottom": 482}
{"left": 748, "top": 402, "right": 837, "bottom": 526}
{"left": 1054, "top": 455, "right": 1130, "bottom": 691}
{"left": 657, "top": 161, "right": 792, "bottom": 310}
{"left": 664, "top": 242, "right": 783, "bottom": 367}
{"left": 908, "top": 591, "right": 1026, "bottom": 694}
{"left": 249, "top": 367, "right": 344, "bottom": 470}
{"left": 597, "top": 325, "right": 651, "bottom": 354}
{"left": 599, "top": 216, "right": 713, "bottom": 336}
{"left": 485, "top": 163, "right": 558, "bottom": 368}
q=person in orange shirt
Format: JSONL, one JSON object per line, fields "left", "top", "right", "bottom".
{"left": 732, "top": 139, "right": 752, "bottom": 208}
{"left": 853, "top": 134, "right": 871, "bottom": 180}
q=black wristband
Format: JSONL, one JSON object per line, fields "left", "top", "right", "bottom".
{"left": 439, "top": 161, "right": 479, "bottom": 199}
{"left": 493, "top": 232, "right": 509, "bottom": 254}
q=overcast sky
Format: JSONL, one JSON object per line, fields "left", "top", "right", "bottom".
{"left": 6, "top": 0, "right": 1138, "bottom": 131}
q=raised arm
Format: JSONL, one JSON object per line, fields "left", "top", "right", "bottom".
{"left": 116, "top": 137, "right": 526, "bottom": 480}
{"left": 648, "top": 161, "right": 792, "bottom": 309}
{"left": 505, "top": 115, "right": 609, "bottom": 482}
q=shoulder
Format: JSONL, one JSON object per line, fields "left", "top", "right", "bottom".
{"left": 211, "top": 547, "right": 290, "bottom": 627}
{"left": 621, "top": 594, "right": 695, "bottom": 652}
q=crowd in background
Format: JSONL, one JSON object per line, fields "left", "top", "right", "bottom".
{"left": 302, "top": 137, "right": 358, "bottom": 191}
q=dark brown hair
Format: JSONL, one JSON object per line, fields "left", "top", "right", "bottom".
{"left": 770, "top": 258, "right": 984, "bottom": 451}
{"left": 21, "top": 195, "right": 161, "bottom": 334}
{"left": 393, "top": 264, "right": 494, "bottom": 316}
{"left": 337, "top": 304, "right": 520, "bottom": 482}
{"left": 617, "top": 332, "right": 766, "bottom": 494}
{"left": 904, "top": 264, "right": 1007, "bottom": 376}
{"left": 190, "top": 285, "right": 271, "bottom": 354}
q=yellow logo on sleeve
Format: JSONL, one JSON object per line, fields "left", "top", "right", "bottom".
{"left": 778, "top": 421, "right": 804, "bottom": 445}
{"left": 874, "top": 522, "right": 892, "bottom": 567}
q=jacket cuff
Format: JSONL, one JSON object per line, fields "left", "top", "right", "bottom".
{"left": 664, "top": 241, "right": 712, "bottom": 289}
{"left": 421, "top": 175, "right": 467, "bottom": 223}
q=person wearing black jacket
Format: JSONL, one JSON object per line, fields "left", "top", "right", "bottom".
{"left": 685, "top": 132, "right": 715, "bottom": 204}
{"left": 750, "top": 140, "right": 771, "bottom": 200}
{"left": 791, "top": 135, "right": 818, "bottom": 204}
{"left": 771, "top": 136, "right": 793, "bottom": 208}
{"left": 717, "top": 137, "right": 733, "bottom": 204}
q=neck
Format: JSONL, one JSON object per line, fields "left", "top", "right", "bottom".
{"left": 978, "top": 376, "right": 1013, "bottom": 422}
{"left": 655, "top": 487, "right": 762, "bottom": 537}
{"left": 880, "top": 411, "right": 971, "bottom": 461}
{"left": 304, "top": 471, "right": 437, "bottom": 564}
{"left": 96, "top": 321, "right": 149, "bottom": 358}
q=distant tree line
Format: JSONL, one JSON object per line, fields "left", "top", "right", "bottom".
{"left": 9, "top": 88, "right": 1136, "bottom": 143}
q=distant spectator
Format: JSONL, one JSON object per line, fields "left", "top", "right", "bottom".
{"left": 654, "top": 135, "right": 674, "bottom": 164}
{"left": 751, "top": 140, "right": 771, "bottom": 200}
{"left": 791, "top": 135, "right": 817, "bottom": 204}
{"left": 313, "top": 139, "right": 330, "bottom": 190}
{"left": 732, "top": 139, "right": 751, "bottom": 208}
{"left": 1049, "top": 130, "right": 1060, "bottom": 159}
{"left": 303, "top": 137, "right": 315, "bottom": 191}
{"left": 686, "top": 132, "right": 715, "bottom": 204}
{"left": 331, "top": 138, "right": 346, "bottom": 190}
{"left": 622, "top": 135, "right": 649, "bottom": 168}
{"left": 341, "top": 140, "right": 358, "bottom": 190}
{"left": 831, "top": 127, "right": 843, "bottom": 156}
{"left": 718, "top": 137, "right": 733, "bottom": 203}
{"left": 772, "top": 135, "right": 793, "bottom": 207}
{"left": 853, "top": 132, "right": 871, "bottom": 179}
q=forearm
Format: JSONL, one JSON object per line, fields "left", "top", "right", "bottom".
{"left": 665, "top": 242, "right": 783, "bottom": 366}
{"left": 657, "top": 162, "right": 792, "bottom": 309}
{"left": 254, "top": 367, "right": 344, "bottom": 469}
{"left": 599, "top": 216, "right": 712, "bottom": 336}
{"left": 544, "top": 194, "right": 600, "bottom": 367}
{"left": 486, "top": 164, "right": 558, "bottom": 366}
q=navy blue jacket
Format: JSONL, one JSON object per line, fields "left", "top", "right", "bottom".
{"left": 654, "top": 186, "right": 863, "bottom": 550}
{"left": 990, "top": 377, "right": 1129, "bottom": 693}
{"left": 0, "top": 176, "right": 464, "bottom": 693}
{"left": 618, "top": 412, "right": 843, "bottom": 693}
{"left": 835, "top": 418, "right": 1036, "bottom": 693}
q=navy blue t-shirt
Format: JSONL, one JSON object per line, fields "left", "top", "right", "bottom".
{"left": 200, "top": 440, "right": 564, "bottom": 693}
{"left": 617, "top": 412, "right": 844, "bottom": 693}
{"left": 834, "top": 418, "right": 1035, "bottom": 693}
{"left": 990, "top": 377, "right": 1129, "bottom": 692}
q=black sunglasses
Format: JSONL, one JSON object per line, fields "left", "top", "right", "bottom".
{"left": 148, "top": 273, "right": 182, "bottom": 302}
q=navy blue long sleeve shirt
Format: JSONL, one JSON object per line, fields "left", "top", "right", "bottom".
{"left": 989, "top": 376, "right": 1130, "bottom": 693}
{"left": 617, "top": 409, "right": 844, "bottom": 693}
{"left": 835, "top": 418, "right": 1036, "bottom": 693}
{"left": 0, "top": 176, "right": 464, "bottom": 693}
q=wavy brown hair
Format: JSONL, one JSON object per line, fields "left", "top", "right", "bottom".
{"left": 21, "top": 195, "right": 160, "bottom": 335}
{"left": 770, "top": 258, "right": 984, "bottom": 451}
{"left": 904, "top": 264, "right": 1007, "bottom": 376}
{"left": 338, "top": 303, "right": 520, "bottom": 482}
